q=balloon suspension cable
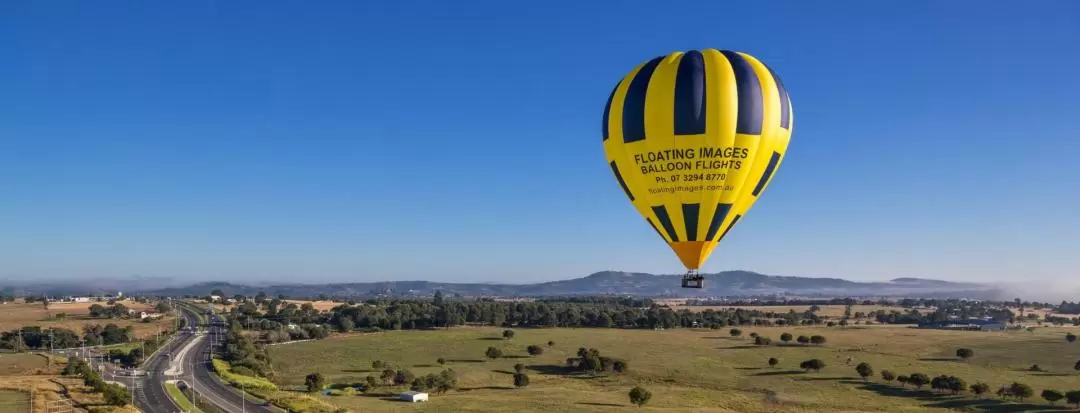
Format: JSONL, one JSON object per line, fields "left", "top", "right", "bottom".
{"left": 681, "top": 269, "right": 704, "bottom": 289}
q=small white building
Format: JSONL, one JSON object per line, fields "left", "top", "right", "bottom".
{"left": 398, "top": 391, "right": 428, "bottom": 403}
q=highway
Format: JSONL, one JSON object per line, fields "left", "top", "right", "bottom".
{"left": 52, "top": 303, "right": 281, "bottom": 413}
{"left": 177, "top": 305, "right": 281, "bottom": 413}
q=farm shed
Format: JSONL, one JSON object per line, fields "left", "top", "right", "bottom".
{"left": 398, "top": 391, "right": 429, "bottom": 402}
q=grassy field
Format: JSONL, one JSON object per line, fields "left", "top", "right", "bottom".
{"left": 0, "top": 299, "right": 174, "bottom": 339}
{"left": 269, "top": 325, "right": 1080, "bottom": 412}
{"left": 285, "top": 300, "right": 343, "bottom": 312}
{"left": 0, "top": 389, "right": 29, "bottom": 412}
{"left": 166, "top": 381, "right": 204, "bottom": 413}
{"left": 0, "top": 353, "right": 50, "bottom": 376}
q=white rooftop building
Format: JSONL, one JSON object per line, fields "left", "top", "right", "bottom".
{"left": 398, "top": 391, "right": 428, "bottom": 403}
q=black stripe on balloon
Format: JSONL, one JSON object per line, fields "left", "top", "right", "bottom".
{"left": 622, "top": 56, "right": 665, "bottom": 143}
{"left": 673, "top": 50, "right": 707, "bottom": 136}
{"left": 651, "top": 205, "right": 680, "bottom": 242}
{"left": 752, "top": 151, "right": 781, "bottom": 196}
{"left": 646, "top": 218, "right": 667, "bottom": 242}
{"left": 705, "top": 203, "right": 733, "bottom": 242}
{"left": 602, "top": 80, "right": 621, "bottom": 141}
{"left": 766, "top": 65, "right": 791, "bottom": 130}
{"left": 718, "top": 214, "right": 742, "bottom": 241}
{"left": 609, "top": 161, "right": 634, "bottom": 201}
{"left": 719, "top": 50, "right": 763, "bottom": 135}
{"left": 682, "top": 203, "right": 700, "bottom": 241}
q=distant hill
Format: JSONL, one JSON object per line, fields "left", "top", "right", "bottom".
{"left": 125, "top": 270, "right": 1003, "bottom": 300}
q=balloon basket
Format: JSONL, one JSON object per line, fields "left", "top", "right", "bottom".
{"left": 681, "top": 270, "right": 704, "bottom": 289}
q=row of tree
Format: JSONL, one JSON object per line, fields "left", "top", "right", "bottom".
{"left": 855, "top": 362, "right": 1080, "bottom": 407}
{"left": 0, "top": 323, "right": 141, "bottom": 351}
{"left": 61, "top": 357, "right": 131, "bottom": 407}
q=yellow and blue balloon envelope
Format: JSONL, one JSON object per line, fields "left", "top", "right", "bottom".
{"left": 602, "top": 49, "right": 793, "bottom": 273}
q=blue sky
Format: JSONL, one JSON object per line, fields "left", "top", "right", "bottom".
{"left": 2, "top": 1, "right": 1077, "bottom": 285}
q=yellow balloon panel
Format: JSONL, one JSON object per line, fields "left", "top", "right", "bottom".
{"left": 602, "top": 49, "right": 793, "bottom": 270}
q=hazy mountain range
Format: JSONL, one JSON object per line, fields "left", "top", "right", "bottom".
{"left": 0, "top": 271, "right": 1007, "bottom": 300}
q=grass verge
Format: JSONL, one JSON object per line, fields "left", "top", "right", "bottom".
{"left": 165, "top": 382, "right": 203, "bottom": 413}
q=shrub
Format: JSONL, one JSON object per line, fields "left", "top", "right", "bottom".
{"left": 956, "top": 348, "right": 974, "bottom": 360}
{"left": 881, "top": 370, "right": 895, "bottom": 382}
{"left": 629, "top": 386, "right": 652, "bottom": 407}
{"left": 513, "top": 373, "right": 529, "bottom": 387}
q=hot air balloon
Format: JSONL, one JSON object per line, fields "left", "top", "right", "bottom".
{"left": 601, "top": 49, "right": 793, "bottom": 288}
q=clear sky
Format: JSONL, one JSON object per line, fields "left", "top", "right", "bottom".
{"left": 2, "top": 1, "right": 1077, "bottom": 285}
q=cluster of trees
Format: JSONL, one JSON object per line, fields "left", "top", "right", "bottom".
{"left": 566, "top": 347, "right": 628, "bottom": 374}
{"left": 61, "top": 357, "right": 131, "bottom": 407}
{"left": 0, "top": 323, "right": 144, "bottom": 351}
{"left": 847, "top": 361, "right": 1080, "bottom": 408}
{"left": 348, "top": 360, "right": 460, "bottom": 395}
{"left": 733, "top": 329, "right": 826, "bottom": 346}
{"left": 226, "top": 292, "right": 846, "bottom": 341}
{"left": 82, "top": 323, "right": 137, "bottom": 346}
{"left": 88, "top": 303, "right": 132, "bottom": 318}
{"left": 219, "top": 323, "right": 275, "bottom": 379}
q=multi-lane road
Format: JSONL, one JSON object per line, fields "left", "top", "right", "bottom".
{"left": 57, "top": 302, "right": 283, "bottom": 413}
{"left": 178, "top": 309, "right": 280, "bottom": 413}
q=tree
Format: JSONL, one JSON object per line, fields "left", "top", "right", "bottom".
{"left": 878, "top": 370, "right": 894, "bottom": 383}
{"left": 855, "top": 362, "right": 873, "bottom": 382}
{"left": 371, "top": 360, "right": 385, "bottom": 370}
{"left": 394, "top": 369, "right": 415, "bottom": 386}
{"left": 364, "top": 375, "right": 378, "bottom": 390}
{"left": 514, "top": 363, "right": 525, "bottom": 373}
{"left": 527, "top": 345, "right": 544, "bottom": 356}
{"left": 1010, "top": 382, "right": 1033, "bottom": 401}
{"left": 897, "top": 375, "right": 908, "bottom": 387}
{"left": 305, "top": 372, "right": 326, "bottom": 393}
{"left": 970, "top": 382, "right": 989, "bottom": 398}
{"left": 796, "top": 335, "right": 810, "bottom": 345}
{"left": 547, "top": 340, "right": 555, "bottom": 347}
{"left": 1066, "top": 390, "right": 1080, "bottom": 408}
{"left": 754, "top": 336, "right": 772, "bottom": 346}
{"left": 908, "top": 373, "right": 929, "bottom": 389}
{"left": 629, "top": 386, "right": 652, "bottom": 407}
{"left": 485, "top": 346, "right": 503, "bottom": 360}
{"left": 1067, "top": 333, "right": 1077, "bottom": 343}
{"left": 502, "top": 329, "right": 515, "bottom": 340}
{"left": 102, "top": 384, "right": 130, "bottom": 407}
{"left": 780, "top": 332, "right": 793, "bottom": 343}
{"left": 729, "top": 328, "right": 742, "bottom": 338}
{"left": 749, "top": 332, "right": 759, "bottom": 338}
{"left": 955, "top": 348, "right": 974, "bottom": 360}
{"left": 799, "top": 359, "right": 825, "bottom": 372}
{"left": 810, "top": 335, "right": 826, "bottom": 345}
{"left": 612, "top": 359, "right": 629, "bottom": 373}
{"left": 947, "top": 376, "right": 966, "bottom": 395}
{"left": 1042, "top": 389, "right": 1064, "bottom": 405}
{"left": 1074, "top": 359, "right": 1080, "bottom": 372}
{"left": 380, "top": 369, "right": 396, "bottom": 385}
{"left": 768, "top": 358, "right": 779, "bottom": 368}
{"left": 437, "top": 357, "right": 446, "bottom": 365}
{"left": 513, "top": 373, "right": 529, "bottom": 388}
